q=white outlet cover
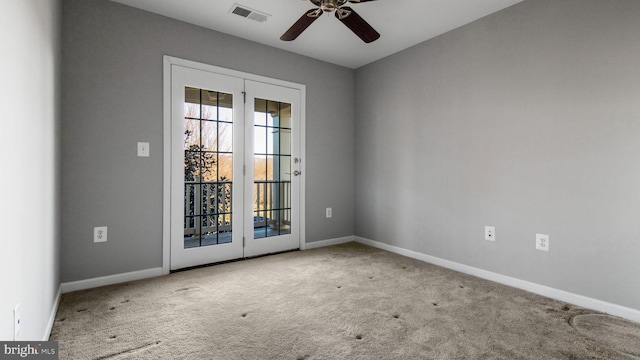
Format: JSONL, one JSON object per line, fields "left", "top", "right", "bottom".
{"left": 14, "top": 302, "right": 21, "bottom": 340}
{"left": 94, "top": 226, "right": 108, "bottom": 243}
{"left": 326, "top": 207, "right": 332, "bottom": 218}
{"left": 536, "top": 233, "right": 549, "bottom": 251}
{"left": 484, "top": 226, "right": 495, "bottom": 241}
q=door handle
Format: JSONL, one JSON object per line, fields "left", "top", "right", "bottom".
{"left": 293, "top": 170, "right": 302, "bottom": 176}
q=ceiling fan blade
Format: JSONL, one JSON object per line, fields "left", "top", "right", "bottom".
{"left": 335, "top": 7, "right": 380, "bottom": 43}
{"left": 348, "top": 0, "right": 377, "bottom": 3}
{"left": 280, "top": 9, "right": 323, "bottom": 41}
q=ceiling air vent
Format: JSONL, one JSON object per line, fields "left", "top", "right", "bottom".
{"left": 230, "top": 4, "right": 271, "bottom": 23}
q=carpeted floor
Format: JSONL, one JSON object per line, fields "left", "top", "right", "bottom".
{"left": 50, "top": 242, "right": 640, "bottom": 359}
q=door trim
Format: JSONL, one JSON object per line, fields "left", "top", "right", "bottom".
{"left": 162, "top": 56, "right": 307, "bottom": 274}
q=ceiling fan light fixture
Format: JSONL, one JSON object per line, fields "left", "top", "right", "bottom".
{"left": 320, "top": 0, "right": 346, "bottom": 12}
{"left": 321, "top": 4, "right": 335, "bottom": 12}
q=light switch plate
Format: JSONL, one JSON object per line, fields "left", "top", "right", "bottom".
{"left": 14, "top": 302, "right": 21, "bottom": 340}
{"left": 137, "top": 142, "right": 149, "bottom": 157}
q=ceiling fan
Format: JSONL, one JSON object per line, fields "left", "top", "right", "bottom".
{"left": 280, "top": 0, "right": 380, "bottom": 43}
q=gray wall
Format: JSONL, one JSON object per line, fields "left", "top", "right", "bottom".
{"left": 355, "top": 0, "right": 640, "bottom": 310}
{"left": 0, "top": 0, "right": 61, "bottom": 340}
{"left": 61, "top": 0, "right": 355, "bottom": 282}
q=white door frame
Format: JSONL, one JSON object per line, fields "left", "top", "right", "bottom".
{"left": 162, "top": 56, "right": 307, "bottom": 274}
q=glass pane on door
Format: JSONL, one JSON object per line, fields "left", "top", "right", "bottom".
{"left": 253, "top": 98, "right": 292, "bottom": 239}
{"left": 183, "top": 87, "right": 234, "bottom": 248}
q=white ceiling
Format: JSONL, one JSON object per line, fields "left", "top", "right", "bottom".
{"left": 111, "top": 0, "right": 524, "bottom": 69}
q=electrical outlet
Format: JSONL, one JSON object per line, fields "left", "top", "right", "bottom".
{"left": 94, "top": 226, "right": 108, "bottom": 243}
{"left": 14, "top": 303, "right": 21, "bottom": 340}
{"left": 536, "top": 233, "right": 549, "bottom": 251}
{"left": 326, "top": 207, "right": 332, "bottom": 218}
{"left": 484, "top": 226, "right": 495, "bottom": 241}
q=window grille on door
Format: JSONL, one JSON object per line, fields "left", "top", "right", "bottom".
{"left": 253, "top": 98, "right": 292, "bottom": 239}
{"left": 183, "top": 87, "right": 234, "bottom": 248}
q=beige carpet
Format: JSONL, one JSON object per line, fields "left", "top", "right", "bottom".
{"left": 50, "top": 242, "right": 640, "bottom": 359}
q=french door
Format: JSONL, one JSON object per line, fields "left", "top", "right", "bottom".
{"left": 243, "top": 81, "right": 301, "bottom": 258}
{"left": 169, "top": 64, "right": 302, "bottom": 270}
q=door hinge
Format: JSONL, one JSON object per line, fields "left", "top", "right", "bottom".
{"left": 242, "top": 236, "right": 245, "bottom": 247}
{"left": 242, "top": 91, "right": 246, "bottom": 103}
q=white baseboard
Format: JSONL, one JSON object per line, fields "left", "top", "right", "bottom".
{"left": 304, "top": 236, "right": 354, "bottom": 250}
{"left": 43, "top": 284, "right": 62, "bottom": 341}
{"left": 355, "top": 236, "right": 640, "bottom": 324}
{"left": 61, "top": 267, "right": 164, "bottom": 294}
